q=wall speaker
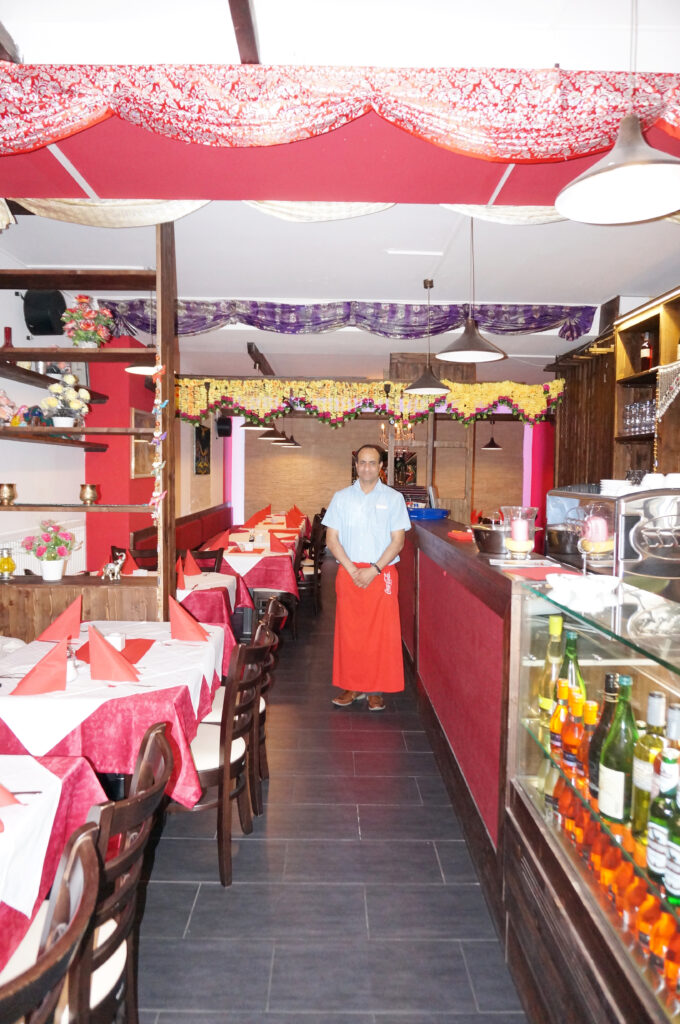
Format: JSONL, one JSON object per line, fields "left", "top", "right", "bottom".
{"left": 23, "top": 290, "right": 66, "bottom": 335}
{"left": 215, "top": 416, "right": 232, "bottom": 437}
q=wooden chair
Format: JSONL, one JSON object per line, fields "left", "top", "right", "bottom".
{"left": 260, "top": 596, "right": 288, "bottom": 637}
{"left": 172, "top": 630, "right": 276, "bottom": 879}
{"left": 297, "top": 525, "right": 326, "bottom": 614}
{"left": 252, "top": 622, "right": 280, "bottom": 807}
{"left": 0, "top": 822, "right": 99, "bottom": 1024}
{"left": 177, "top": 548, "right": 224, "bottom": 573}
{"left": 110, "top": 545, "right": 159, "bottom": 571}
{"left": 68, "top": 722, "right": 173, "bottom": 1024}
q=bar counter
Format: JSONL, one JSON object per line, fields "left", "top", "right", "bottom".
{"left": 0, "top": 575, "right": 159, "bottom": 642}
{"left": 399, "top": 519, "right": 513, "bottom": 925}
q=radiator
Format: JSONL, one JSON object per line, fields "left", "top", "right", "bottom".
{"left": 0, "top": 520, "right": 87, "bottom": 575}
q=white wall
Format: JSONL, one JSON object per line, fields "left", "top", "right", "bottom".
{"left": 176, "top": 417, "right": 224, "bottom": 516}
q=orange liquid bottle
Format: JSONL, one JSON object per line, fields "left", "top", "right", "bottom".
{"left": 664, "top": 930, "right": 680, "bottom": 993}
{"left": 549, "top": 679, "right": 570, "bottom": 760}
{"left": 590, "top": 830, "right": 610, "bottom": 875}
{"left": 550, "top": 775, "right": 566, "bottom": 828}
{"left": 650, "top": 912, "right": 678, "bottom": 973}
{"left": 581, "top": 815, "right": 600, "bottom": 866}
{"left": 612, "top": 858, "right": 635, "bottom": 914}
{"left": 562, "top": 690, "right": 584, "bottom": 779}
{"left": 557, "top": 783, "right": 576, "bottom": 836}
{"left": 637, "top": 893, "right": 662, "bottom": 957}
{"left": 599, "top": 842, "right": 622, "bottom": 899}
{"left": 576, "top": 699, "right": 599, "bottom": 793}
{"left": 622, "top": 876, "right": 648, "bottom": 935}
{"left": 572, "top": 801, "right": 588, "bottom": 848}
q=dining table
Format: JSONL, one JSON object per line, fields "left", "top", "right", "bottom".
{"left": 0, "top": 620, "right": 225, "bottom": 808}
{"left": 0, "top": 753, "right": 107, "bottom": 974}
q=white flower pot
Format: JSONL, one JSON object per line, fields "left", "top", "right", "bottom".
{"left": 52, "top": 416, "right": 75, "bottom": 428}
{"left": 40, "top": 559, "right": 65, "bottom": 581}
{"left": 74, "top": 340, "right": 100, "bottom": 349}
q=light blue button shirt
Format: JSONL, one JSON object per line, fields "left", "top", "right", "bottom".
{"left": 322, "top": 479, "right": 411, "bottom": 564}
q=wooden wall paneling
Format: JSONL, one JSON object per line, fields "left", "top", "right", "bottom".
{"left": 156, "top": 222, "right": 178, "bottom": 620}
{"left": 555, "top": 351, "right": 614, "bottom": 486}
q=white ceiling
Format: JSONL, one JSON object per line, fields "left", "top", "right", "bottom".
{"left": 2, "top": 0, "right": 680, "bottom": 384}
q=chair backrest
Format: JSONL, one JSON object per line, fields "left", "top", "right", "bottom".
{"left": 110, "top": 545, "right": 158, "bottom": 571}
{"left": 69, "top": 723, "right": 173, "bottom": 1022}
{"left": 188, "top": 548, "right": 224, "bottom": 573}
{"left": 0, "top": 822, "right": 99, "bottom": 1024}
{"left": 260, "top": 597, "right": 287, "bottom": 635}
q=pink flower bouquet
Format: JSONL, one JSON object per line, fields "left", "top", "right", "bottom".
{"left": 22, "top": 520, "right": 79, "bottom": 562}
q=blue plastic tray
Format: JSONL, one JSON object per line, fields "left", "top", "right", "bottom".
{"left": 407, "top": 508, "right": 450, "bottom": 520}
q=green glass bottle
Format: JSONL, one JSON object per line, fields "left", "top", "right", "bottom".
{"left": 558, "top": 629, "right": 587, "bottom": 701}
{"left": 631, "top": 691, "right": 666, "bottom": 844}
{"left": 663, "top": 773, "right": 680, "bottom": 906}
{"left": 598, "top": 675, "right": 638, "bottom": 824}
{"left": 647, "top": 748, "right": 680, "bottom": 886}
{"left": 588, "top": 673, "right": 619, "bottom": 804}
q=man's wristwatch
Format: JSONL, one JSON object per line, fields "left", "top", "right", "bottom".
{"left": 371, "top": 562, "right": 382, "bottom": 574}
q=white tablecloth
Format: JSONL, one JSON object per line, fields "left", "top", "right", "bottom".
{"left": 0, "top": 757, "right": 61, "bottom": 916}
{"left": 0, "top": 620, "right": 224, "bottom": 757}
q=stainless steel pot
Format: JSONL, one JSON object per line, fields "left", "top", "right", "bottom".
{"left": 471, "top": 524, "right": 509, "bottom": 555}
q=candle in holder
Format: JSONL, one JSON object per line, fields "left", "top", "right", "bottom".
{"left": 510, "top": 518, "right": 530, "bottom": 542}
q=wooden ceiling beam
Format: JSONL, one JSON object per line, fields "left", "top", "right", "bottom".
{"left": 228, "top": 0, "right": 260, "bottom": 64}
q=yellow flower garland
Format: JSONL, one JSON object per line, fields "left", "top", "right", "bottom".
{"left": 176, "top": 377, "right": 565, "bottom": 425}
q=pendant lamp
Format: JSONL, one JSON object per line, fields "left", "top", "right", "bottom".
{"left": 257, "top": 427, "right": 281, "bottom": 440}
{"left": 556, "top": 0, "right": 680, "bottom": 225}
{"left": 240, "top": 419, "right": 266, "bottom": 430}
{"left": 482, "top": 418, "right": 502, "bottom": 451}
{"left": 403, "top": 280, "right": 450, "bottom": 395}
{"left": 436, "top": 220, "right": 506, "bottom": 364}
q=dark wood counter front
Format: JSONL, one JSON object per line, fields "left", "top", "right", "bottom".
{"left": 402, "top": 520, "right": 514, "bottom": 929}
{"left": 0, "top": 575, "right": 159, "bottom": 642}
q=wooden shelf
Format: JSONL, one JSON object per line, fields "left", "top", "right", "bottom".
{"left": 617, "top": 367, "right": 658, "bottom": 388}
{"left": 0, "top": 362, "right": 108, "bottom": 402}
{"left": 614, "top": 433, "right": 655, "bottom": 444}
{"left": 0, "top": 503, "right": 151, "bottom": 512}
{"left": 0, "top": 426, "right": 154, "bottom": 438}
{"left": 0, "top": 430, "right": 107, "bottom": 452}
{"left": 0, "top": 348, "right": 156, "bottom": 364}
{"left": 0, "top": 269, "right": 156, "bottom": 290}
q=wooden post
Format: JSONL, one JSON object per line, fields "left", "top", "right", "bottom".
{"left": 156, "top": 223, "right": 178, "bottom": 620}
{"left": 426, "top": 412, "right": 435, "bottom": 488}
{"left": 387, "top": 423, "right": 396, "bottom": 486}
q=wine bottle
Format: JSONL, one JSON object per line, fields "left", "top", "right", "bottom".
{"left": 631, "top": 691, "right": 666, "bottom": 843}
{"left": 649, "top": 912, "right": 677, "bottom": 974}
{"left": 666, "top": 703, "right": 680, "bottom": 751}
{"left": 558, "top": 629, "right": 587, "bottom": 700}
{"left": 647, "top": 748, "right": 680, "bottom": 885}
{"left": 598, "top": 675, "right": 638, "bottom": 824}
{"left": 637, "top": 892, "right": 661, "bottom": 958}
{"left": 588, "top": 673, "right": 619, "bottom": 804}
{"left": 662, "top": 776, "right": 680, "bottom": 906}
{"left": 640, "top": 331, "right": 653, "bottom": 371}
{"left": 549, "top": 679, "right": 570, "bottom": 759}
{"left": 536, "top": 614, "right": 563, "bottom": 725}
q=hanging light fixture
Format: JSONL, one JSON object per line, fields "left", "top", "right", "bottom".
{"left": 404, "top": 280, "right": 450, "bottom": 395}
{"left": 240, "top": 419, "right": 266, "bottom": 430}
{"left": 482, "top": 417, "right": 503, "bottom": 451}
{"left": 257, "top": 427, "right": 281, "bottom": 440}
{"left": 436, "top": 221, "right": 506, "bottom": 364}
{"left": 269, "top": 428, "right": 289, "bottom": 444}
{"left": 280, "top": 434, "right": 301, "bottom": 448}
{"left": 555, "top": 1, "right": 680, "bottom": 225}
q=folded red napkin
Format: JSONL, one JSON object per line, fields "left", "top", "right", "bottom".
{"left": 448, "top": 529, "right": 474, "bottom": 543}
{"left": 269, "top": 534, "right": 289, "bottom": 553}
{"left": 201, "top": 530, "right": 230, "bottom": 551}
{"left": 242, "top": 512, "right": 263, "bottom": 529}
{"left": 88, "top": 625, "right": 140, "bottom": 682}
{"left": 184, "top": 550, "right": 202, "bottom": 577}
{"left": 11, "top": 637, "right": 68, "bottom": 695}
{"left": 121, "top": 550, "right": 139, "bottom": 576}
{"left": 77, "top": 637, "right": 154, "bottom": 666}
{"left": 168, "top": 595, "right": 209, "bottom": 641}
{"left": 176, "top": 556, "right": 185, "bottom": 589}
{"left": 37, "top": 596, "right": 82, "bottom": 642}
{"left": 0, "top": 783, "right": 20, "bottom": 807}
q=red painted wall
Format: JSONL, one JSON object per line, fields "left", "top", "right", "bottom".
{"left": 84, "top": 337, "right": 155, "bottom": 569}
{"left": 417, "top": 551, "right": 504, "bottom": 845}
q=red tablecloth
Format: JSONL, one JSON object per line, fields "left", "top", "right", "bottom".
{"left": 0, "top": 676, "right": 219, "bottom": 810}
{"left": 180, "top": 588, "right": 237, "bottom": 673}
{"left": 0, "top": 755, "right": 107, "bottom": 972}
{"left": 220, "top": 554, "right": 299, "bottom": 599}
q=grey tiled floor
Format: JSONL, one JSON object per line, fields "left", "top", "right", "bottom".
{"left": 137, "top": 562, "right": 527, "bottom": 1024}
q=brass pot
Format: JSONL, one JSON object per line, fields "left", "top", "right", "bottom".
{"left": 80, "top": 483, "right": 99, "bottom": 505}
{"left": 0, "top": 483, "right": 17, "bottom": 506}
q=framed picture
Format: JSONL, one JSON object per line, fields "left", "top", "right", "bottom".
{"left": 130, "top": 408, "right": 156, "bottom": 478}
{"left": 194, "top": 424, "right": 211, "bottom": 475}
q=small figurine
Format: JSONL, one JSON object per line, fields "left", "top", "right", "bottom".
{"left": 101, "top": 551, "right": 125, "bottom": 581}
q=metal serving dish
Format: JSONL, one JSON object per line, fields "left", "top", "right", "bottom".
{"left": 471, "top": 524, "right": 509, "bottom": 555}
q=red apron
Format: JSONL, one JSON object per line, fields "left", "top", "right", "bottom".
{"left": 332, "top": 562, "right": 404, "bottom": 693}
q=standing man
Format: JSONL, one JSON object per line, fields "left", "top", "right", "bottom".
{"left": 323, "top": 444, "right": 411, "bottom": 711}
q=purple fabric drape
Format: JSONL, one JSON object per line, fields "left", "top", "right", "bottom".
{"left": 105, "top": 298, "right": 596, "bottom": 342}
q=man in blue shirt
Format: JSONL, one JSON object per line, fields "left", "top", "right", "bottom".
{"left": 322, "top": 444, "right": 411, "bottom": 711}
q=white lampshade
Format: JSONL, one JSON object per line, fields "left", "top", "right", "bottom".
{"left": 403, "top": 366, "right": 449, "bottom": 396}
{"left": 555, "top": 113, "right": 680, "bottom": 225}
{"left": 436, "top": 318, "right": 506, "bottom": 364}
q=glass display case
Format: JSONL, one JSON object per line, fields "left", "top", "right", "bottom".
{"left": 513, "top": 577, "right": 680, "bottom": 1022}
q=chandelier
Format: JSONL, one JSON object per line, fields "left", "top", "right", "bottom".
{"left": 378, "top": 418, "right": 415, "bottom": 451}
